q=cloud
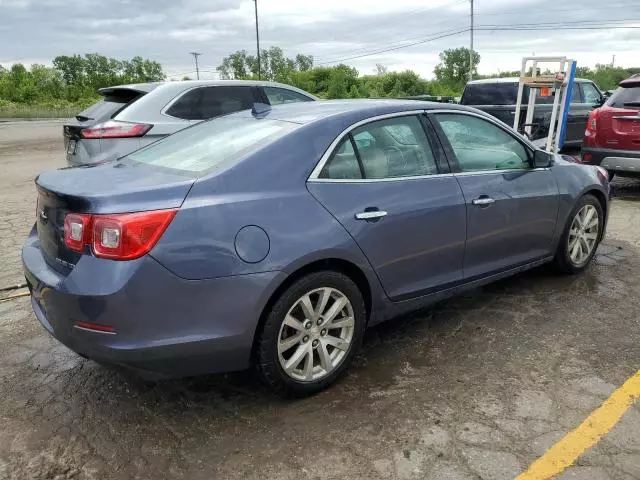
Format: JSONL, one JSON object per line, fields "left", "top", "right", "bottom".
{"left": 0, "top": 0, "right": 638, "bottom": 81}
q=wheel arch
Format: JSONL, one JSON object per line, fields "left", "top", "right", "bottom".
{"left": 250, "top": 258, "right": 374, "bottom": 358}
{"left": 580, "top": 187, "right": 608, "bottom": 241}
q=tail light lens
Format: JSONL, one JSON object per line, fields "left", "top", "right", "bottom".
{"left": 64, "top": 213, "right": 93, "bottom": 252}
{"left": 586, "top": 109, "right": 599, "bottom": 134}
{"left": 63, "top": 209, "right": 177, "bottom": 260}
{"left": 81, "top": 120, "right": 152, "bottom": 139}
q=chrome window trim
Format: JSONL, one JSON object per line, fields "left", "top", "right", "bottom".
{"left": 308, "top": 110, "right": 439, "bottom": 181}
{"left": 454, "top": 167, "right": 550, "bottom": 177}
{"left": 309, "top": 173, "right": 455, "bottom": 183}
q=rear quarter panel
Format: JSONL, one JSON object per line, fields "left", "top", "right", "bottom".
{"left": 150, "top": 120, "right": 388, "bottom": 312}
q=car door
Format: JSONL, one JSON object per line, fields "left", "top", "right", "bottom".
{"left": 307, "top": 113, "right": 466, "bottom": 301}
{"left": 429, "top": 111, "right": 559, "bottom": 280}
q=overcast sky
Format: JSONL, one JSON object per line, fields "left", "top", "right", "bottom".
{"left": 1, "top": 0, "right": 638, "bottom": 80}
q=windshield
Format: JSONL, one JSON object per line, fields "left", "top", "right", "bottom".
{"left": 126, "top": 116, "right": 299, "bottom": 174}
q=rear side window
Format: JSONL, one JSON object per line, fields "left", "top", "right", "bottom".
{"left": 320, "top": 138, "right": 362, "bottom": 180}
{"left": 264, "top": 87, "right": 313, "bottom": 105}
{"left": 77, "top": 92, "right": 142, "bottom": 121}
{"left": 126, "top": 117, "right": 297, "bottom": 174}
{"left": 165, "top": 86, "right": 256, "bottom": 120}
{"left": 607, "top": 86, "right": 640, "bottom": 108}
{"left": 319, "top": 116, "right": 438, "bottom": 180}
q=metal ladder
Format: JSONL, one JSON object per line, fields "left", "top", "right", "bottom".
{"left": 513, "top": 56, "right": 577, "bottom": 152}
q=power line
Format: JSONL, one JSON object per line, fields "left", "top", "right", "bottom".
{"left": 476, "top": 25, "right": 640, "bottom": 31}
{"left": 316, "top": 28, "right": 469, "bottom": 65}
{"left": 475, "top": 2, "right": 640, "bottom": 16}
{"left": 476, "top": 18, "right": 640, "bottom": 28}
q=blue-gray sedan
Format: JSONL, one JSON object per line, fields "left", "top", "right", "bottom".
{"left": 23, "top": 100, "right": 610, "bottom": 396}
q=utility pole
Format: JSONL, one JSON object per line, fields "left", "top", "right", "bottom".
{"left": 190, "top": 52, "right": 202, "bottom": 80}
{"left": 469, "top": 0, "right": 474, "bottom": 82}
{"left": 254, "top": 0, "right": 261, "bottom": 80}
{"left": 612, "top": 54, "right": 616, "bottom": 68}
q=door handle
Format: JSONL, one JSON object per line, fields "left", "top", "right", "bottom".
{"left": 472, "top": 196, "right": 495, "bottom": 206}
{"left": 355, "top": 210, "right": 388, "bottom": 220}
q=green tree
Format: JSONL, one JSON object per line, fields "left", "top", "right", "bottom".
{"left": 434, "top": 47, "right": 480, "bottom": 92}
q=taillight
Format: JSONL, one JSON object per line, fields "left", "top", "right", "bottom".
{"left": 80, "top": 120, "right": 152, "bottom": 139}
{"left": 64, "top": 213, "right": 93, "bottom": 252}
{"left": 583, "top": 109, "right": 600, "bottom": 153}
{"left": 63, "top": 209, "right": 176, "bottom": 260}
{"left": 586, "top": 109, "right": 599, "bottom": 134}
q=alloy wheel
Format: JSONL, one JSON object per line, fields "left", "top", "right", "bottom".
{"left": 568, "top": 204, "right": 599, "bottom": 266}
{"left": 277, "top": 287, "right": 355, "bottom": 382}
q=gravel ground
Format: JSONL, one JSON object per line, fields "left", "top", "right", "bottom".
{"left": 0, "top": 122, "right": 638, "bottom": 480}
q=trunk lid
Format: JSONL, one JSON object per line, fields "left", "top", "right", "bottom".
{"left": 598, "top": 83, "right": 640, "bottom": 151}
{"left": 35, "top": 161, "right": 195, "bottom": 273}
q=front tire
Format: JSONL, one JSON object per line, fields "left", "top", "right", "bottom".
{"left": 554, "top": 194, "right": 603, "bottom": 273}
{"left": 255, "top": 271, "right": 366, "bottom": 397}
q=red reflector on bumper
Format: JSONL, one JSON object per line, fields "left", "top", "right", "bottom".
{"left": 75, "top": 321, "right": 116, "bottom": 333}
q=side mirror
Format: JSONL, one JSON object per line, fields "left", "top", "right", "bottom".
{"left": 533, "top": 149, "right": 553, "bottom": 168}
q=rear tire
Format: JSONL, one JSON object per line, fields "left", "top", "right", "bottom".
{"left": 554, "top": 194, "right": 603, "bottom": 274}
{"left": 255, "top": 271, "right": 366, "bottom": 397}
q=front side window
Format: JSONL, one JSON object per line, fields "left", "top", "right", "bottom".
{"left": 319, "top": 116, "right": 438, "bottom": 180}
{"left": 127, "top": 117, "right": 297, "bottom": 174}
{"left": 434, "top": 113, "right": 531, "bottom": 172}
{"left": 264, "top": 87, "right": 313, "bottom": 105}
{"left": 166, "top": 86, "right": 255, "bottom": 120}
{"left": 582, "top": 83, "right": 602, "bottom": 105}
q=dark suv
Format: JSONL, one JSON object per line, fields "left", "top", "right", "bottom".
{"left": 582, "top": 75, "right": 640, "bottom": 178}
{"left": 460, "top": 77, "right": 604, "bottom": 146}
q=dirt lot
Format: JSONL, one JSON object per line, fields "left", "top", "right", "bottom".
{"left": 0, "top": 122, "right": 639, "bottom": 480}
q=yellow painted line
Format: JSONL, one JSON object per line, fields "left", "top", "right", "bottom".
{"left": 517, "top": 370, "right": 640, "bottom": 480}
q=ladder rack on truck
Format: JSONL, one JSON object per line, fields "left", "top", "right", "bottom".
{"left": 513, "top": 56, "right": 577, "bottom": 152}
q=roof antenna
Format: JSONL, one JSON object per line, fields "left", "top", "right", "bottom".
{"left": 251, "top": 102, "right": 271, "bottom": 116}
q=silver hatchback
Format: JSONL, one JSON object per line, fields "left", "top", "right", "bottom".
{"left": 63, "top": 80, "right": 317, "bottom": 166}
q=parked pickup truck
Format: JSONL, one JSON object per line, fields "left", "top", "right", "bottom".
{"left": 460, "top": 77, "right": 605, "bottom": 147}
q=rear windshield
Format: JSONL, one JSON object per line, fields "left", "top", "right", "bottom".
{"left": 607, "top": 86, "right": 640, "bottom": 108}
{"left": 126, "top": 117, "right": 298, "bottom": 174}
{"left": 77, "top": 91, "right": 143, "bottom": 121}
{"left": 461, "top": 83, "right": 523, "bottom": 105}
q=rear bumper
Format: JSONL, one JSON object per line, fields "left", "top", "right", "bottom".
{"left": 582, "top": 147, "right": 640, "bottom": 174}
{"left": 22, "top": 231, "right": 285, "bottom": 379}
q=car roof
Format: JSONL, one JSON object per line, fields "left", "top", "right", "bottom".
{"left": 99, "top": 79, "right": 319, "bottom": 98}
{"left": 620, "top": 74, "right": 640, "bottom": 88}
{"left": 233, "top": 99, "right": 473, "bottom": 125}
{"left": 466, "top": 77, "right": 590, "bottom": 85}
